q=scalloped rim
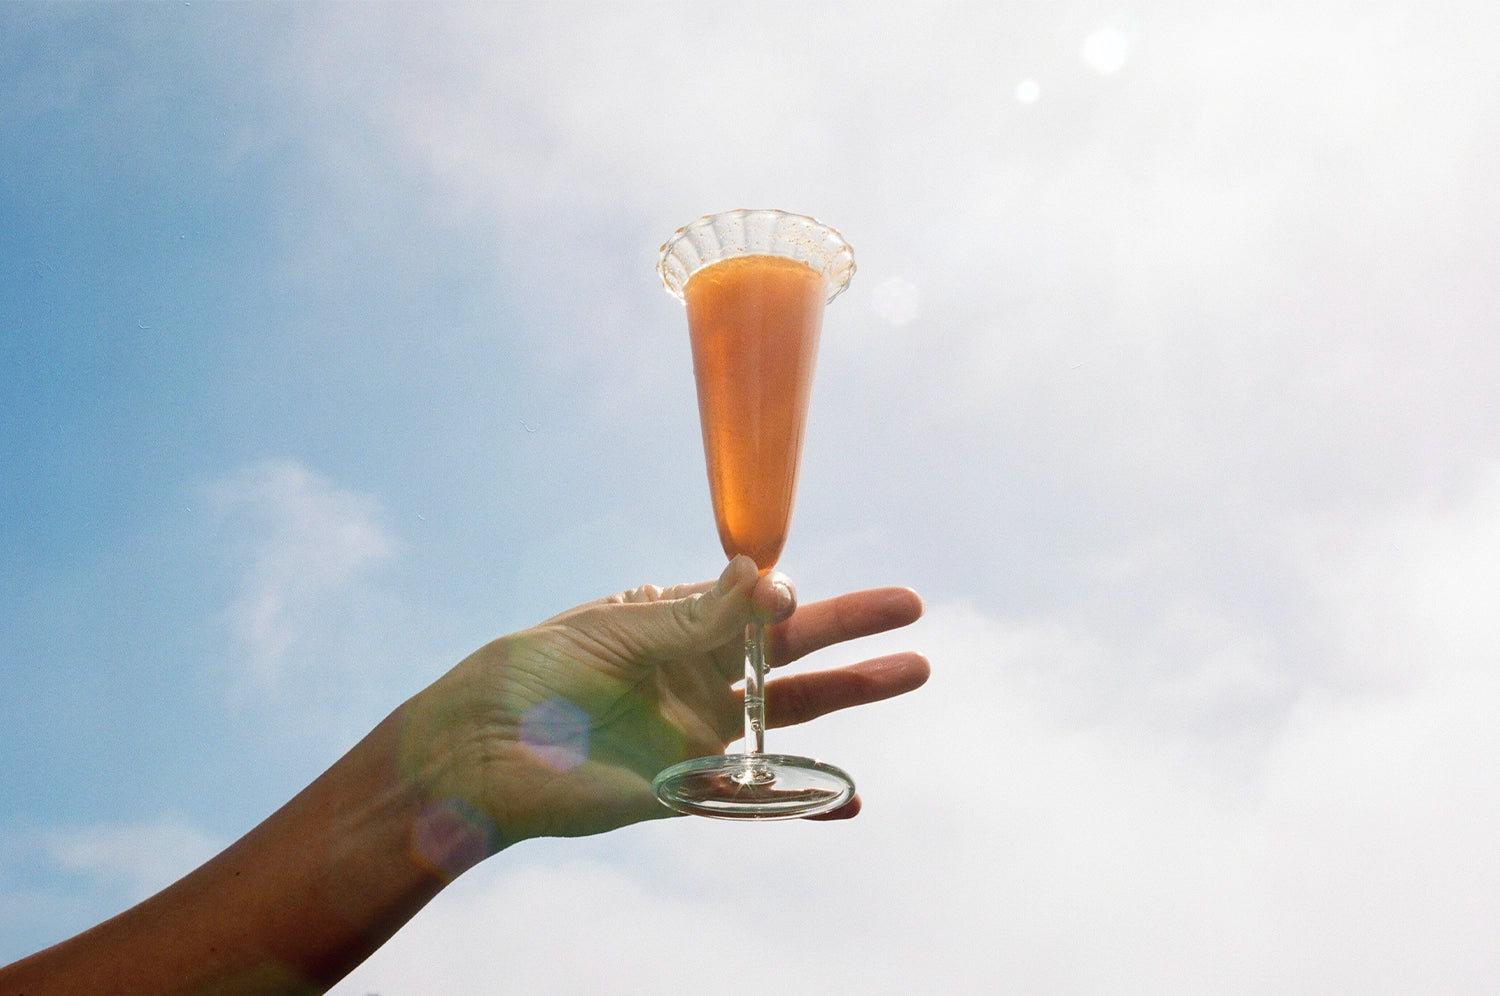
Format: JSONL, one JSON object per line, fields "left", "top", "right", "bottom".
{"left": 658, "top": 208, "right": 856, "bottom": 304}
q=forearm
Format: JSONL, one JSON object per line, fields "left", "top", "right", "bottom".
{"left": 0, "top": 702, "right": 477, "bottom": 995}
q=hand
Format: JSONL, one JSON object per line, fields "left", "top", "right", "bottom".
{"left": 397, "top": 556, "right": 928, "bottom": 849}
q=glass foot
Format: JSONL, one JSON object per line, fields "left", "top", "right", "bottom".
{"left": 652, "top": 753, "right": 855, "bottom": 820}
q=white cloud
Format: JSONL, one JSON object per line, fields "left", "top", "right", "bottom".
{"left": 340, "top": 464, "right": 1500, "bottom": 994}
{"left": 42, "top": 813, "right": 224, "bottom": 906}
{"left": 0, "top": 815, "right": 225, "bottom": 961}
{"left": 247, "top": 5, "right": 1500, "bottom": 566}
{"left": 1288, "top": 467, "right": 1500, "bottom": 691}
{"left": 206, "top": 460, "right": 394, "bottom": 689}
{"left": 868, "top": 275, "right": 922, "bottom": 327}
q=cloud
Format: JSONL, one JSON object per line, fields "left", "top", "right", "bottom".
{"left": 41, "top": 813, "right": 223, "bottom": 906}
{"left": 0, "top": 814, "right": 224, "bottom": 958}
{"left": 239, "top": 6, "right": 1500, "bottom": 586}
{"left": 206, "top": 459, "right": 394, "bottom": 689}
{"left": 338, "top": 463, "right": 1500, "bottom": 995}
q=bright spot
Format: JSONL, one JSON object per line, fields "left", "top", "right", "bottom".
{"left": 1082, "top": 25, "right": 1132, "bottom": 75}
{"left": 411, "top": 800, "right": 494, "bottom": 880}
{"left": 870, "top": 276, "right": 921, "bottom": 326}
{"left": 1015, "top": 78, "right": 1041, "bottom": 104}
{"left": 520, "top": 697, "right": 590, "bottom": 771}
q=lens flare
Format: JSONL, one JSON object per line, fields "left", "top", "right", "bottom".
{"left": 520, "top": 696, "right": 591, "bottom": 772}
{"left": 410, "top": 799, "right": 495, "bottom": 881}
{"left": 1082, "top": 25, "right": 1133, "bottom": 75}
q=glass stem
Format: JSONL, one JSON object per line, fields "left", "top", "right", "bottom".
{"left": 743, "top": 621, "right": 767, "bottom": 755}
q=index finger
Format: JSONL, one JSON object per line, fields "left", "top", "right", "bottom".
{"left": 766, "top": 587, "right": 924, "bottom": 667}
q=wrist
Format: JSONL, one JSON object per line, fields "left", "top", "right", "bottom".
{"left": 396, "top": 656, "right": 515, "bottom": 866}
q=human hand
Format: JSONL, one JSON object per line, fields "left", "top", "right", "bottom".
{"left": 397, "top": 556, "right": 927, "bottom": 851}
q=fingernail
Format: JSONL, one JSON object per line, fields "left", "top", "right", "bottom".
{"left": 774, "top": 580, "right": 794, "bottom": 617}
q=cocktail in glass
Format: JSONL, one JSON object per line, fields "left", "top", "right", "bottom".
{"left": 652, "top": 209, "right": 856, "bottom": 819}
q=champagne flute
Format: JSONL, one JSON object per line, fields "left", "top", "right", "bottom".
{"left": 652, "top": 209, "right": 856, "bottom": 819}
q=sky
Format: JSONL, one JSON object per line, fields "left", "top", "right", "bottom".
{"left": 2, "top": 1, "right": 1499, "bottom": 992}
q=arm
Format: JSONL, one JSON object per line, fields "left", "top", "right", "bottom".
{"left": 0, "top": 557, "right": 927, "bottom": 993}
{"left": 0, "top": 706, "right": 449, "bottom": 994}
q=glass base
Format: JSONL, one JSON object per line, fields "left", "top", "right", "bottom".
{"left": 652, "top": 753, "right": 855, "bottom": 820}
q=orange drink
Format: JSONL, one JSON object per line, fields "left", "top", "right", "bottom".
{"left": 684, "top": 254, "right": 827, "bottom": 570}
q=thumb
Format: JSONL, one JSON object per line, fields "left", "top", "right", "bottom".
{"left": 612, "top": 555, "right": 759, "bottom": 660}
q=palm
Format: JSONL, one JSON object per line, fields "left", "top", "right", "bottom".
{"left": 478, "top": 584, "right": 750, "bottom": 839}
{"left": 401, "top": 566, "right": 926, "bottom": 847}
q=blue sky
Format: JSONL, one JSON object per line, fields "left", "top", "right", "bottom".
{"left": 4, "top": 2, "right": 1500, "bottom": 991}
